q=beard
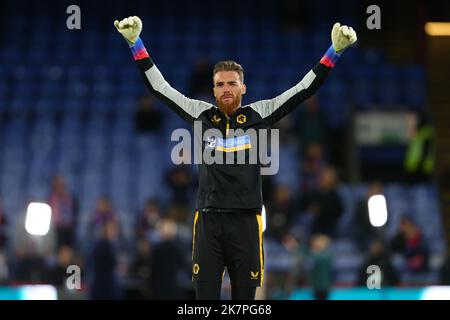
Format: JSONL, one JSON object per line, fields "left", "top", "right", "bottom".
{"left": 216, "top": 94, "right": 242, "bottom": 116}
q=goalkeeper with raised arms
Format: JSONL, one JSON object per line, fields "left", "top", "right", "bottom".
{"left": 114, "top": 16, "right": 357, "bottom": 300}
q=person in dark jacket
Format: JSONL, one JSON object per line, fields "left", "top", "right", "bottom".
{"left": 149, "top": 218, "right": 185, "bottom": 299}
{"left": 89, "top": 220, "right": 120, "bottom": 300}
{"left": 390, "top": 216, "right": 429, "bottom": 274}
{"left": 302, "top": 166, "right": 344, "bottom": 238}
{"left": 358, "top": 239, "right": 399, "bottom": 287}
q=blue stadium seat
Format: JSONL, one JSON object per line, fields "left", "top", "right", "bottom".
{"left": 35, "top": 98, "right": 60, "bottom": 116}
{"left": 9, "top": 96, "right": 33, "bottom": 113}
{"left": 376, "top": 80, "right": 401, "bottom": 106}
{"left": 402, "top": 65, "right": 425, "bottom": 82}
{"left": 403, "top": 80, "right": 426, "bottom": 107}
{"left": 353, "top": 79, "right": 376, "bottom": 109}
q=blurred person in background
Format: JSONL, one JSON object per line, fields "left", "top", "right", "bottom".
{"left": 439, "top": 251, "right": 450, "bottom": 285}
{"left": 266, "top": 185, "right": 297, "bottom": 242}
{"left": 0, "top": 252, "right": 8, "bottom": 284}
{"left": 136, "top": 198, "right": 162, "bottom": 241}
{"left": 0, "top": 199, "right": 8, "bottom": 252}
{"left": 390, "top": 216, "right": 429, "bottom": 279}
{"left": 11, "top": 210, "right": 56, "bottom": 282}
{"left": 90, "top": 196, "right": 119, "bottom": 241}
{"left": 89, "top": 220, "right": 121, "bottom": 299}
{"left": 48, "top": 175, "right": 78, "bottom": 249}
{"left": 301, "top": 166, "right": 344, "bottom": 238}
{"left": 10, "top": 245, "right": 46, "bottom": 284}
{"left": 45, "top": 245, "right": 80, "bottom": 292}
{"left": 352, "top": 181, "right": 385, "bottom": 252}
{"left": 281, "top": 233, "right": 309, "bottom": 299}
{"left": 273, "top": 115, "right": 296, "bottom": 147}
{"left": 308, "top": 234, "right": 333, "bottom": 300}
{"left": 188, "top": 58, "right": 214, "bottom": 102}
{"left": 128, "top": 238, "right": 152, "bottom": 299}
{"left": 404, "top": 113, "right": 435, "bottom": 183}
{"left": 0, "top": 201, "right": 8, "bottom": 283}
{"left": 358, "top": 239, "right": 399, "bottom": 287}
{"left": 150, "top": 218, "right": 185, "bottom": 299}
{"left": 261, "top": 175, "right": 276, "bottom": 210}
{"left": 296, "top": 96, "right": 329, "bottom": 155}
{"left": 300, "top": 142, "right": 328, "bottom": 194}
{"left": 134, "top": 95, "right": 165, "bottom": 134}
{"left": 166, "top": 161, "right": 195, "bottom": 224}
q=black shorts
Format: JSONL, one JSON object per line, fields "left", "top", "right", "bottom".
{"left": 191, "top": 209, "right": 264, "bottom": 287}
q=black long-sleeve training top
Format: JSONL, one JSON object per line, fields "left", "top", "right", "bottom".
{"left": 129, "top": 38, "right": 340, "bottom": 213}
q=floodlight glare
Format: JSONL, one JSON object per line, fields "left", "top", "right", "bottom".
{"left": 25, "top": 202, "right": 52, "bottom": 236}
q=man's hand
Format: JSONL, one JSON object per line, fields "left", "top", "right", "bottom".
{"left": 114, "top": 16, "right": 142, "bottom": 45}
{"left": 331, "top": 22, "right": 357, "bottom": 53}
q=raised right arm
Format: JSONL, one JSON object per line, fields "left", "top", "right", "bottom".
{"left": 115, "top": 16, "right": 214, "bottom": 123}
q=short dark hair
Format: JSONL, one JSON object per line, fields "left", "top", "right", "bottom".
{"left": 213, "top": 60, "right": 244, "bottom": 83}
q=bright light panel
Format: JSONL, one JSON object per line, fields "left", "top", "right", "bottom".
{"left": 21, "top": 285, "right": 58, "bottom": 300}
{"left": 368, "top": 195, "right": 388, "bottom": 227}
{"left": 25, "top": 202, "right": 52, "bottom": 236}
{"left": 421, "top": 286, "right": 450, "bottom": 300}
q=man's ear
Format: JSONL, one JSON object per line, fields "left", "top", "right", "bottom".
{"left": 242, "top": 83, "right": 246, "bottom": 94}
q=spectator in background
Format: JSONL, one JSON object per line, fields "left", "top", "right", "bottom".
{"left": 45, "top": 245, "right": 77, "bottom": 289}
{"left": 188, "top": 58, "right": 213, "bottom": 101}
{"left": 272, "top": 116, "right": 299, "bottom": 190}
{"left": 134, "top": 95, "right": 165, "bottom": 134}
{"left": 129, "top": 238, "right": 152, "bottom": 299}
{"left": 89, "top": 220, "right": 121, "bottom": 300}
{"left": 353, "top": 182, "right": 385, "bottom": 252}
{"left": 358, "top": 239, "right": 399, "bottom": 287}
{"left": 12, "top": 210, "right": 57, "bottom": 276}
{"left": 404, "top": 113, "right": 434, "bottom": 183}
{"left": 48, "top": 176, "right": 78, "bottom": 248}
{"left": 282, "top": 233, "right": 309, "bottom": 298}
{"left": 166, "top": 162, "right": 195, "bottom": 224}
{"left": 0, "top": 199, "right": 8, "bottom": 251}
{"left": 150, "top": 218, "right": 185, "bottom": 299}
{"left": 297, "top": 96, "right": 328, "bottom": 155}
{"left": 0, "top": 199, "right": 8, "bottom": 283}
{"left": 266, "top": 185, "right": 297, "bottom": 241}
{"left": 300, "top": 142, "right": 328, "bottom": 194}
{"left": 11, "top": 246, "right": 46, "bottom": 284}
{"left": 262, "top": 175, "right": 276, "bottom": 209}
{"left": 308, "top": 234, "right": 333, "bottom": 300}
{"left": 90, "top": 197, "right": 118, "bottom": 241}
{"left": 301, "top": 166, "right": 344, "bottom": 238}
{"left": 0, "top": 251, "right": 8, "bottom": 284}
{"left": 390, "top": 216, "right": 429, "bottom": 275}
{"left": 439, "top": 252, "right": 450, "bottom": 285}
{"left": 136, "top": 198, "right": 162, "bottom": 241}
{"left": 273, "top": 115, "right": 296, "bottom": 147}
